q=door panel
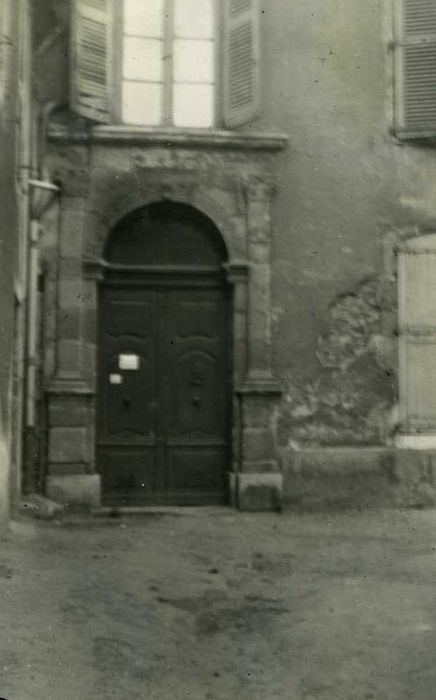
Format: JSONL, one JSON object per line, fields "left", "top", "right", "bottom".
{"left": 98, "top": 283, "right": 230, "bottom": 505}
{"left": 100, "top": 291, "right": 156, "bottom": 441}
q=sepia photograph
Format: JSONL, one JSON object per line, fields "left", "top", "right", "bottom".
{"left": 0, "top": 0, "right": 436, "bottom": 697}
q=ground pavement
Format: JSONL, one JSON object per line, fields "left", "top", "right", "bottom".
{"left": 1, "top": 507, "right": 436, "bottom": 700}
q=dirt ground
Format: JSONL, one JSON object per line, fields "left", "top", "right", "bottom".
{"left": 1, "top": 507, "right": 436, "bottom": 700}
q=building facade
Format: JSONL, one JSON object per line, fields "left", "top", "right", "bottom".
{"left": 0, "top": 0, "right": 31, "bottom": 525}
{"left": 23, "top": 0, "right": 436, "bottom": 511}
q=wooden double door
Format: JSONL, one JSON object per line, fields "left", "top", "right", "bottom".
{"left": 97, "top": 280, "right": 232, "bottom": 506}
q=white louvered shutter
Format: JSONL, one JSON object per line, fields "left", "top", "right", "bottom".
{"left": 398, "top": 235, "right": 436, "bottom": 431}
{"left": 70, "top": 0, "right": 112, "bottom": 123}
{"left": 223, "top": 0, "right": 260, "bottom": 128}
{"left": 395, "top": 0, "right": 436, "bottom": 137}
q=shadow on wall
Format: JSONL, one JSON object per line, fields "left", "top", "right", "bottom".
{"left": 278, "top": 277, "right": 398, "bottom": 447}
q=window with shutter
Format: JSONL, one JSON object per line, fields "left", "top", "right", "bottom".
{"left": 70, "top": 0, "right": 261, "bottom": 128}
{"left": 394, "top": 0, "right": 436, "bottom": 138}
{"left": 223, "top": 0, "right": 260, "bottom": 128}
{"left": 71, "top": 0, "right": 112, "bottom": 123}
{"left": 398, "top": 235, "right": 436, "bottom": 439}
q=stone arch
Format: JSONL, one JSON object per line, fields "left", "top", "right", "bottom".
{"left": 103, "top": 200, "right": 230, "bottom": 268}
{"left": 84, "top": 172, "right": 242, "bottom": 262}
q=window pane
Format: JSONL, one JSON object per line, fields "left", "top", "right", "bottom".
{"left": 174, "top": 0, "right": 214, "bottom": 38}
{"left": 124, "top": 0, "right": 164, "bottom": 38}
{"left": 122, "top": 82, "right": 162, "bottom": 125}
{"left": 123, "top": 37, "right": 163, "bottom": 81}
{"left": 173, "top": 84, "right": 214, "bottom": 127}
{"left": 174, "top": 40, "right": 214, "bottom": 83}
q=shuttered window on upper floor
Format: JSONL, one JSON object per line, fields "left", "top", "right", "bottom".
{"left": 70, "top": 0, "right": 260, "bottom": 128}
{"left": 394, "top": 0, "right": 436, "bottom": 138}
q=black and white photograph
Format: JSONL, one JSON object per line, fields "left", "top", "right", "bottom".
{"left": 0, "top": 0, "right": 436, "bottom": 697}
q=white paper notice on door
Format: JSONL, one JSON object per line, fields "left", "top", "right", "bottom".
{"left": 109, "top": 373, "right": 123, "bottom": 384}
{"left": 119, "top": 353, "right": 140, "bottom": 371}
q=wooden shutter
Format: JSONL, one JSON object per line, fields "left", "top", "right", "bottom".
{"left": 394, "top": 0, "right": 436, "bottom": 137}
{"left": 70, "top": 0, "right": 112, "bottom": 123}
{"left": 223, "top": 0, "right": 260, "bottom": 128}
{"left": 398, "top": 235, "right": 436, "bottom": 431}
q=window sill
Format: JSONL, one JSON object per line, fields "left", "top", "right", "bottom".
{"left": 48, "top": 123, "right": 288, "bottom": 152}
{"left": 394, "top": 128, "right": 436, "bottom": 145}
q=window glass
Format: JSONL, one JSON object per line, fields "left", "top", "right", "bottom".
{"left": 124, "top": 0, "right": 164, "bottom": 38}
{"left": 123, "top": 37, "right": 163, "bottom": 82}
{"left": 173, "top": 40, "right": 214, "bottom": 83}
{"left": 174, "top": 0, "right": 214, "bottom": 39}
{"left": 121, "top": 0, "right": 215, "bottom": 127}
{"left": 173, "top": 84, "right": 214, "bottom": 127}
{"left": 122, "top": 82, "right": 162, "bottom": 125}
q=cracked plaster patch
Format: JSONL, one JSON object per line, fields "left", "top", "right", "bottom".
{"left": 279, "top": 277, "right": 397, "bottom": 446}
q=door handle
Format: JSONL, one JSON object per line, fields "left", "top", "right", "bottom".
{"left": 122, "top": 396, "right": 132, "bottom": 408}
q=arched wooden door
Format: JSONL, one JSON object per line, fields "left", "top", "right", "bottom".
{"left": 97, "top": 203, "right": 232, "bottom": 506}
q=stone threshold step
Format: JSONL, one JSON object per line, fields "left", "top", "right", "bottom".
{"left": 91, "top": 506, "right": 234, "bottom": 518}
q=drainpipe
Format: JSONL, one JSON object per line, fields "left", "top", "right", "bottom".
{"left": 25, "top": 219, "right": 40, "bottom": 428}
{"left": 26, "top": 180, "right": 60, "bottom": 429}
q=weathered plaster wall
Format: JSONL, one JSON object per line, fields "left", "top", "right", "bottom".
{"left": 257, "top": 0, "right": 436, "bottom": 448}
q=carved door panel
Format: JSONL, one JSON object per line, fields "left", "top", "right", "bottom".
{"left": 98, "top": 288, "right": 159, "bottom": 503}
{"left": 98, "top": 284, "right": 230, "bottom": 505}
{"left": 162, "top": 288, "right": 230, "bottom": 502}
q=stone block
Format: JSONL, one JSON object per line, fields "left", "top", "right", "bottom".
{"left": 60, "top": 203, "right": 85, "bottom": 256}
{"left": 58, "top": 281, "right": 86, "bottom": 309}
{"left": 57, "top": 339, "right": 82, "bottom": 375}
{"left": 237, "top": 473, "right": 282, "bottom": 511}
{"left": 49, "top": 427, "right": 88, "bottom": 463}
{"left": 46, "top": 474, "right": 100, "bottom": 508}
{"left": 47, "top": 463, "right": 87, "bottom": 476}
{"left": 242, "top": 396, "right": 276, "bottom": 428}
{"left": 282, "top": 447, "right": 398, "bottom": 510}
{"left": 58, "top": 257, "right": 83, "bottom": 281}
{"left": 394, "top": 449, "right": 436, "bottom": 507}
{"left": 50, "top": 147, "right": 90, "bottom": 196}
{"left": 49, "top": 396, "right": 93, "bottom": 427}
{"left": 58, "top": 307, "right": 81, "bottom": 339}
{"left": 21, "top": 494, "right": 63, "bottom": 519}
{"left": 243, "top": 428, "right": 274, "bottom": 462}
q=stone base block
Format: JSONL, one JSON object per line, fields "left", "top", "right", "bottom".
{"left": 233, "top": 472, "right": 283, "bottom": 511}
{"left": 394, "top": 449, "right": 436, "bottom": 507}
{"left": 281, "top": 446, "right": 436, "bottom": 510}
{"left": 46, "top": 474, "right": 101, "bottom": 509}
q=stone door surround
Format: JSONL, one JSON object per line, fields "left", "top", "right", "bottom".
{"left": 44, "top": 126, "right": 288, "bottom": 510}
